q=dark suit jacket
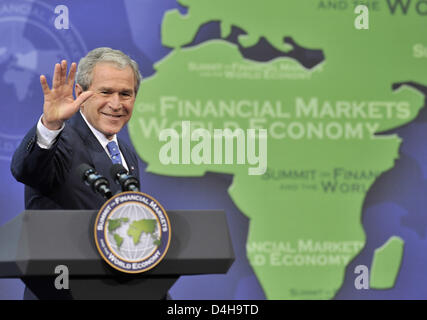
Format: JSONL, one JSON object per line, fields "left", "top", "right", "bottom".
{"left": 10, "top": 112, "right": 140, "bottom": 210}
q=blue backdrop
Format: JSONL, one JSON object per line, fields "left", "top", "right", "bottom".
{"left": 1, "top": 0, "right": 427, "bottom": 299}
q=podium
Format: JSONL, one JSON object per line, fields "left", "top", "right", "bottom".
{"left": 0, "top": 210, "right": 234, "bottom": 299}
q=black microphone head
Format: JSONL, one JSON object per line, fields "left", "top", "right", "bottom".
{"left": 77, "top": 163, "right": 95, "bottom": 181}
{"left": 110, "top": 163, "right": 127, "bottom": 180}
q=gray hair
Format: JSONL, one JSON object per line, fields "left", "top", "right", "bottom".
{"left": 76, "top": 47, "right": 142, "bottom": 94}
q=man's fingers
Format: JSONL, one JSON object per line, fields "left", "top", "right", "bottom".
{"left": 74, "top": 91, "right": 95, "bottom": 108}
{"left": 60, "top": 60, "right": 67, "bottom": 85}
{"left": 52, "top": 63, "right": 61, "bottom": 89}
{"left": 67, "top": 62, "right": 77, "bottom": 86}
{"left": 40, "top": 75, "right": 51, "bottom": 95}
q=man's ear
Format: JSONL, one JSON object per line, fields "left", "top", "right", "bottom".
{"left": 75, "top": 84, "right": 86, "bottom": 112}
{"left": 75, "top": 83, "right": 83, "bottom": 97}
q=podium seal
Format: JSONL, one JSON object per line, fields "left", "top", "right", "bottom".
{"left": 94, "top": 192, "right": 171, "bottom": 273}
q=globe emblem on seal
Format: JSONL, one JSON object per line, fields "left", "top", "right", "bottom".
{"left": 94, "top": 192, "right": 171, "bottom": 273}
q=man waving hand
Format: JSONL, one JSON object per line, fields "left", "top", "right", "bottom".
{"left": 11, "top": 47, "right": 142, "bottom": 210}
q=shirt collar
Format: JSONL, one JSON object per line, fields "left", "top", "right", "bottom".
{"left": 79, "top": 110, "right": 119, "bottom": 149}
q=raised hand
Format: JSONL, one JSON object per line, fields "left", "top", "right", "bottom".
{"left": 40, "top": 60, "right": 94, "bottom": 130}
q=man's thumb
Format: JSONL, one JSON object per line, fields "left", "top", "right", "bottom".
{"left": 75, "top": 91, "right": 94, "bottom": 108}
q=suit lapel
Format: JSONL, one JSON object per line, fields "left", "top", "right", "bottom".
{"left": 118, "top": 140, "right": 138, "bottom": 176}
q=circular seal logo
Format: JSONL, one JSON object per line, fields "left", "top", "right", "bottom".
{"left": 94, "top": 192, "right": 171, "bottom": 273}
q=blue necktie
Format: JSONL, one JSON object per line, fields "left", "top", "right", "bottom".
{"left": 107, "top": 141, "right": 122, "bottom": 165}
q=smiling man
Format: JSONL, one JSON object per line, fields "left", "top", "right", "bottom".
{"left": 11, "top": 47, "right": 142, "bottom": 210}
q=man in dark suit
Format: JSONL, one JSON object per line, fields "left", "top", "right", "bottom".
{"left": 10, "top": 47, "right": 143, "bottom": 299}
{"left": 11, "top": 47, "right": 141, "bottom": 210}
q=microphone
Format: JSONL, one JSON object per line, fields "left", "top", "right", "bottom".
{"left": 110, "top": 163, "right": 140, "bottom": 192}
{"left": 77, "top": 163, "right": 113, "bottom": 199}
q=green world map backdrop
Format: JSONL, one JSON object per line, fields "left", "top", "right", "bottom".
{"left": 127, "top": 0, "right": 427, "bottom": 299}
{"left": 1, "top": 0, "right": 427, "bottom": 300}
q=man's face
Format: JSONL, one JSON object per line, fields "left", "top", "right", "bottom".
{"left": 77, "top": 62, "right": 136, "bottom": 139}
